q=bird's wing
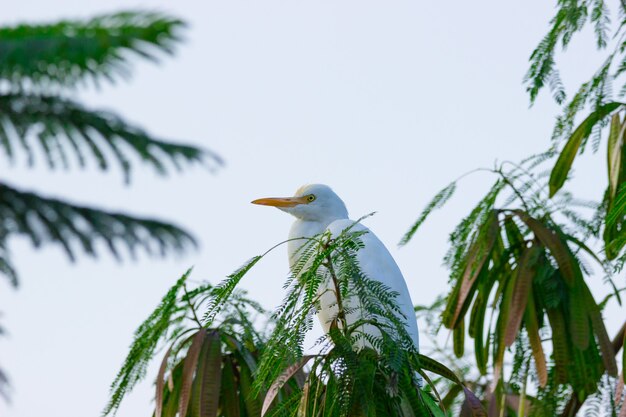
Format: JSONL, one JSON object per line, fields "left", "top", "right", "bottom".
{"left": 325, "top": 219, "right": 420, "bottom": 351}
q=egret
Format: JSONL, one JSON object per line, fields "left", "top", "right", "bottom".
{"left": 251, "top": 184, "right": 419, "bottom": 354}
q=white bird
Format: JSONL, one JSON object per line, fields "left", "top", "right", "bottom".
{"left": 252, "top": 184, "right": 419, "bottom": 354}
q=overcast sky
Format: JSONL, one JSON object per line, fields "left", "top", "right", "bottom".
{"left": 0, "top": 2, "right": 622, "bottom": 417}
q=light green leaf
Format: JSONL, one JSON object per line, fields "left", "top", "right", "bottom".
{"left": 549, "top": 102, "right": 623, "bottom": 196}
{"left": 607, "top": 113, "right": 625, "bottom": 200}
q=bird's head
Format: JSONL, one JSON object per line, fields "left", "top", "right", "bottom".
{"left": 252, "top": 184, "right": 349, "bottom": 222}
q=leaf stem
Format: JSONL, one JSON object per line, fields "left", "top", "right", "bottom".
{"left": 183, "top": 284, "right": 203, "bottom": 328}
{"left": 323, "top": 249, "right": 348, "bottom": 334}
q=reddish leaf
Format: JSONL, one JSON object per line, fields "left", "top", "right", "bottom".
{"left": 189, "top": 330, "right": 222, "bottom": 417}
{"left": 179, "top": 329, "right": 207, "bottom": 417}
{"left": 525, "top": 292, "right": 547, "bottom": 387}
{"left": 451, "top": 212, "right": 499, "bottom": 327}
{"left": 155, "top": 344, "right": 174, "bottom": 417}
{"left": 505, "top": 244, "right": 540, "bottom": 347}
{"left": 262, "top": 355, "right": 314, "bottom": 417}
{"left": 514, "top": 211, "right": 580, "bottom": 286}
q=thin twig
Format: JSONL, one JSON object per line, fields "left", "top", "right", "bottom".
{"left": 183, "top": 284, "right": 203, "bottom": 328}
{"left": 323, "top": 250, "right": 348, "bottom": 333}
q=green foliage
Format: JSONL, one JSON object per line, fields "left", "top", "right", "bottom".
{"left": 400, "top": 182, "right": 456, "bottom": 246}
{"left": 404, "top": 156, "right": 623, "bottom": 416}
{"left": 0, "top": 93, "right": 219, "bottom": 180}
{"left": 0, "top": 11, "right": 184, "bottom": 88}
{"left": 106, "top": 226, "right": 486, "bottom": 417}
{"left": 104, "top": 269, "right": 272, "bottom": 417}
{"left": 525, "top": 2, "right": 626, "bottom": 263}
{"left": 104, "top": 270, "right": 190, "bottom": 416}
{"left": 0, "top": 182, "right": 196, "bottom": 274}
{"left": 0, "top": 10, "right": 222, "bottom": 287}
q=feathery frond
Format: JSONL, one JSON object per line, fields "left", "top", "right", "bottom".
{"left": 0, "top": 11, "right": 184, "bottom": 89}
{"left": 0, "top": 181, "right": 196, "bottom": 285}
{"left": 0, "top": 93, "right": 221, "bottom": 180}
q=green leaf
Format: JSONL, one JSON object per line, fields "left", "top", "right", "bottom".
{"left": 546, "top": 308, "right": 569, "bottom": 384}
{"left": 453, "top": 318, "right": 465, "bottom": 358}
{"left": 605, "top": 185, "right": 626, "bottom": 258}
{"left": 568, "top": 281, "right": 590, "bottom": 350}
{"left": 103, "top": 270, "right": 191, "bottom": 417}
{"left": 417, "top": 354, "right": 463, "bottom": 385}
{"left": 0, "top": 93, "right": 221, "bottom": 180}
{"left": 0, "top": 11, "right": 184, "bottom": 87}
{"left": 469, "top": 291, "right": 488, "bottom": 375}
{"left": 584, "top": 287, "right": 618, "bottom": 376}
{"left": 493, "top": 273, "right": 514, "bottom": 385}
{"left": 400, "top": 182, "right": 456, "bottom": 246}
{"left": 239, "top": 355, "right": 262, "bottom": 417}
{"left": 421, "top": 390, "right": 446, "bottom": 417}
{"left": 607, "top": 113, "right": 624, "bottom": 200}
{"left": 220, "top": 356, "right": 240, "bottom": 417}
{"left": 0, "top": 181, "right": 196, "bottom": 284}
{"left": 549, "top": 102, "right": 623, "bottom": 197}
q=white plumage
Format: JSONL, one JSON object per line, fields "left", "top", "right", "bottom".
{"left": 252, "top": 184, "right": 419, "bottom": 353}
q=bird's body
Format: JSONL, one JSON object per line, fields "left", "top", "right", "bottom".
{"left": 253, "top": 184, "right": 419, "bottom": 353}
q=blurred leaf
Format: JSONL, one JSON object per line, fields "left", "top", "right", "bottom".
{"left": 0, "top": 93, "right": 221, "bottom": 179}
{"left": 400, "top": 182, "right": 456, "bottom": 246}
{"left": 0, "top": 11, "right": 184, "bottom": 87}
{"left": 0, "top": 181, "right": 196, "bottom": 285}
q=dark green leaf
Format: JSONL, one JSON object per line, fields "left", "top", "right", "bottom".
{"left": 0, "top": 11, "right": 184, "bottom": 87}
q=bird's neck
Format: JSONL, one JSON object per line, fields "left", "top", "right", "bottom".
{"left": 287, "top": 217, "right": 343, "bottom": 268}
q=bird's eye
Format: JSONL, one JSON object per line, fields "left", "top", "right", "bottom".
{"left": 307, "top": 194, "right": 316, "bottom": 202}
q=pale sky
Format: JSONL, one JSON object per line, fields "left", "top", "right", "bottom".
{"left": 0, "top": 2, "right": 622, "bottom": 417}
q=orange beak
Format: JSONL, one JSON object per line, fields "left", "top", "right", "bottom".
{"left": 251, "top": 196, "right": 308, "bottom": 207}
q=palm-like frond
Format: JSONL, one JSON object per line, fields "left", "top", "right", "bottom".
{"left": 0, "top": 11, "right": 184, "bottom": 88}
{"left": 0, "top": 93, "right": 221, "bottom": 180}
{"left": 0, "top": 181, "right": 196, "bottom": 286}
